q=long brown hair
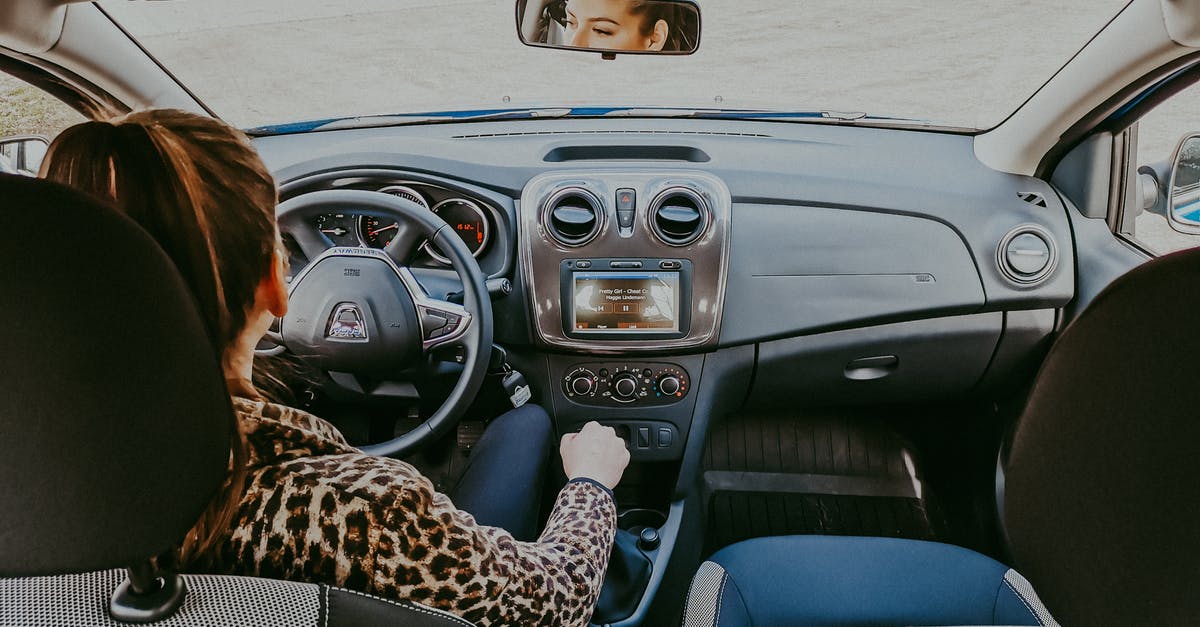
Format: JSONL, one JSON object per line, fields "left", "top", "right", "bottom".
{"left": 40, "top": 109, "right": 278, "bottom": 567}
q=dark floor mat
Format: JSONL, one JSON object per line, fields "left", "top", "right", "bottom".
{"left": 703, "top": 413, "right": 940, "bottom": 553}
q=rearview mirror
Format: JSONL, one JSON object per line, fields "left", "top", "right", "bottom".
{"left": 1167, "top": 133, "right": 1200, "bottom": 235}
{"left": 0, "top": 135, "right": 49, "bottom": 177}
{"left": 516, "top": 0, "right": 700, "bottom": 57}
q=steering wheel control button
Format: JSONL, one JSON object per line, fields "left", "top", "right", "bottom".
{"left": 420, "top": 310, "right": 449, "bottom": 333}
{"left": 427, "top": 313, "right": 463, "bottom": 340}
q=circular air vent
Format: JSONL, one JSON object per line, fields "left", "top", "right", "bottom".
{"left": 997, "top": 225, "right": 1058, "bottom": 285}
{"left": 650, "top": 187, "right": 709, "bottom": 246}
{"left": 543, "top": 187, "right": 603, "bottom": 247}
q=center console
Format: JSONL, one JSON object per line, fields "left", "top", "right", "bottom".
{"left": 518, "top": 171, "right": 732, "bottom": 625}
{"left": 519, "top": 170, "right": 732, "bottom": 354}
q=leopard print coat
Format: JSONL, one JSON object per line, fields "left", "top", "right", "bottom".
{"left": 208, "top": 397, "right": 617, "bottom": 627}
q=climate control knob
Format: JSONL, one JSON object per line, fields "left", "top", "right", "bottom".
{"left": 612, "top": 373, "right": 640, "bottom": 401}
{"left": 570, "top": 375, "right": 595, "bottom": 396}
{"left": 658, "top": 375, "right": 682, "bottom": 396}
{"left": 564, "top": 368, "right": 597, "bottom": 397}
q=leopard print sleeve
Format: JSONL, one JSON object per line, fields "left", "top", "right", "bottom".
{"left": 220, "top": 448, "right": 616, "bottom": 627}
{"left": 386, "top": 470, "right": 618, "bottom": 627}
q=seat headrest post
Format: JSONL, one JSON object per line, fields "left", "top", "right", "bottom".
{"left": 109, "top": 560, "right": 187, "bottom": 624}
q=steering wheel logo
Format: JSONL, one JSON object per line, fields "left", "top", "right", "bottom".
{"left": 326, "top": 302, "right": 369, "bottom": 342}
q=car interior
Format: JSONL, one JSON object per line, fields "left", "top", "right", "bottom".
{"left": 1, "top": 1, "right": 1199, "bottom": 626}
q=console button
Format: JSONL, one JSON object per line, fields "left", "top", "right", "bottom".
{"left": 658, "top": 428, "right": 673, "bottom": 448}
{"left": 637, "top": 427, "right": 650, "bottom": 449}
{"left": 616, "top": 189, "right": 636, "bottom": 229}
{"left": 659, "top": 260, "right": 682, "bottom": 270}
{"left": 617, "top": 188, "right": 636, "bottom": 211}
{"left": 609, "top": 260, "right": 643, "bottom": 269}
{"left": 638, "top": 526, "right": 661, "bottom": 551}
{"left": 575, "top": 260, "right": 592, "bottom": 269}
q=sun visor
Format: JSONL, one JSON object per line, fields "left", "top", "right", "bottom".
{"left": 1162, "top": 0, "right": 1200, "bottom": 48}
{"left": 0, "top": 0, "right": 75, "bottom": 54}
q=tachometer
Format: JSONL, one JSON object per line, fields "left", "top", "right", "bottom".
{"left": 425, "top": 198, "right": 490, "bottom": 264}
{"left": 314, "top": 213, "right": 358, "bottom": 247}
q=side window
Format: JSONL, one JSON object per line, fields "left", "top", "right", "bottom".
{"left": 0, "top": 71, "right": 86, "bottom": 175}
{"left": 1126, "top": 81, "right": 1200, "bottom": 255}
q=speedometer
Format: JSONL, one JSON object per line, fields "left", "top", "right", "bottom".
{"left": 425, "top": 198, "right": 490, "bottom": 264}
{"left": 359, "top": 215, "right": 399, "bottom": 248}
{"left": 358, "top": 185, "right": 430, "bottom": 249}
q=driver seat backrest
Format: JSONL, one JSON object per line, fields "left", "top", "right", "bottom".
{"left": 0, "top": 173, "right": 474, "bottom": 627}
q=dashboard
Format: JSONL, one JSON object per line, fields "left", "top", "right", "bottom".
{"left": 257, "top": 115, "right": 1076, "bottom": 459}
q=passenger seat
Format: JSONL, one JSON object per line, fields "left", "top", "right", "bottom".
{"left": 682, "top": 247, "right": 1200, "bottom": 627}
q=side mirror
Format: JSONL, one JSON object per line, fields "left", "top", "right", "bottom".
{"left": 1167, "top": 132, "right": 1200, "bottom": 235}
{"left": 0, "top": 135, "right": 49, "bottom": 177}
{"left": 516, "top": 0, "right": 700, "bottom": 58}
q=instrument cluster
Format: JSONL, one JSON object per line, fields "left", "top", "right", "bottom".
{"left": 311, "top": 183, "right": 493, "bottom": 266}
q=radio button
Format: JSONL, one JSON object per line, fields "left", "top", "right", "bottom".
{"left": 609, "top": 260, "right": 643, "bottom": 269}
{"left": 574, "top": 260, "right": 592, "bottom": 269}
{"left": 659, "top": 260, "right": 682, "bottom": 270}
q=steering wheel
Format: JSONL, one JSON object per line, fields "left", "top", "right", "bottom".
{"left": 273, "top": 189, "right": 493, "bottom": 458}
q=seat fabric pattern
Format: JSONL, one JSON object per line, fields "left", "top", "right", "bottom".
{"left": 681, "top": 536, "right": 1056, "bottom": 627}
{"left": 0, "top": 569, "right": 473, "bottom": 627}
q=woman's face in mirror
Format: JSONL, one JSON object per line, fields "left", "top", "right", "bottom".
{"left": 564, "top": 0, "right": 668, "bottom": 51}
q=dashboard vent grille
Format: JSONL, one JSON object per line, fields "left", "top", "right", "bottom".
{"left": 543, "top": 188, "right": 603, "bottom": 246}
{"left": 650, "top": 187, "right": 710, "bottom": 246}
{"left": 997, "top": 225, "right": 1057, "bottom": 286}
{"left": 453, "top": 129, "right": 771, "bottom": 139}
{"left": 1017, "top": 192, "right": 1047, "bottom": 207}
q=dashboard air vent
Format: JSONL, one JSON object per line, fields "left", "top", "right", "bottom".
{"left": 544, "top": 187, "right": 603, "bottom": 246}
{"left": 997, "top": 225, "right": 1057, "bottom": 285}
{"left": 650, "top": 187, "right": 709, "bottom": 246}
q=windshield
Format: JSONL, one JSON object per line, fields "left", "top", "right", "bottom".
{"left": 101, "top": 0, "right": 1127, "bottom": 131}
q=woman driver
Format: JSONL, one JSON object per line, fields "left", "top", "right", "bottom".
{"left": 524, "top": 0, "right": 684, "bottom": 52}
{"left": 41, "top": 109, "right": 629, "bottom": 627}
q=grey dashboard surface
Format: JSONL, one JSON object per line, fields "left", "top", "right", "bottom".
{"left": 253, "top": 117, "right": 1075, "bottom": 346}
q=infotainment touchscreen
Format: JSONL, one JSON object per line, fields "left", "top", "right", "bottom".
{"left": 571, "top": 271, "right": 680, "bottom": 332}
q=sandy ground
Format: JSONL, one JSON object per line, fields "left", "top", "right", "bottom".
{"left": 4, "top": 0, "right": 1197, "bottom": 252}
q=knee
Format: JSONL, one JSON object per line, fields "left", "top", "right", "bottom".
{"left": 491, "top": 403, "right": 553, "bottom": 443}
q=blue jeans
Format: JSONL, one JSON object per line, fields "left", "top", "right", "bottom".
{"left": 449, "top": 403, "right": 553, "bottom": 541}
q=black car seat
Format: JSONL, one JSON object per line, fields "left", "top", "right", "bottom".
{"left": 0, "top": 174, "right": 475, "bottom": 626}
{"left": 681, "top": 244, "right": 1200, "bottom": 626}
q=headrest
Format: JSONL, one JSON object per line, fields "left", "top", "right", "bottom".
{"left": 0, "top": 174, "right": 232, "bottom": 576}
{"left": 1006, "top": 247, "right": 1200, "bottom": 626}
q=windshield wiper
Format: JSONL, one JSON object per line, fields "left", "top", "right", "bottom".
{"left": 309, "top": 108, "right": 575, "bottom": 131}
